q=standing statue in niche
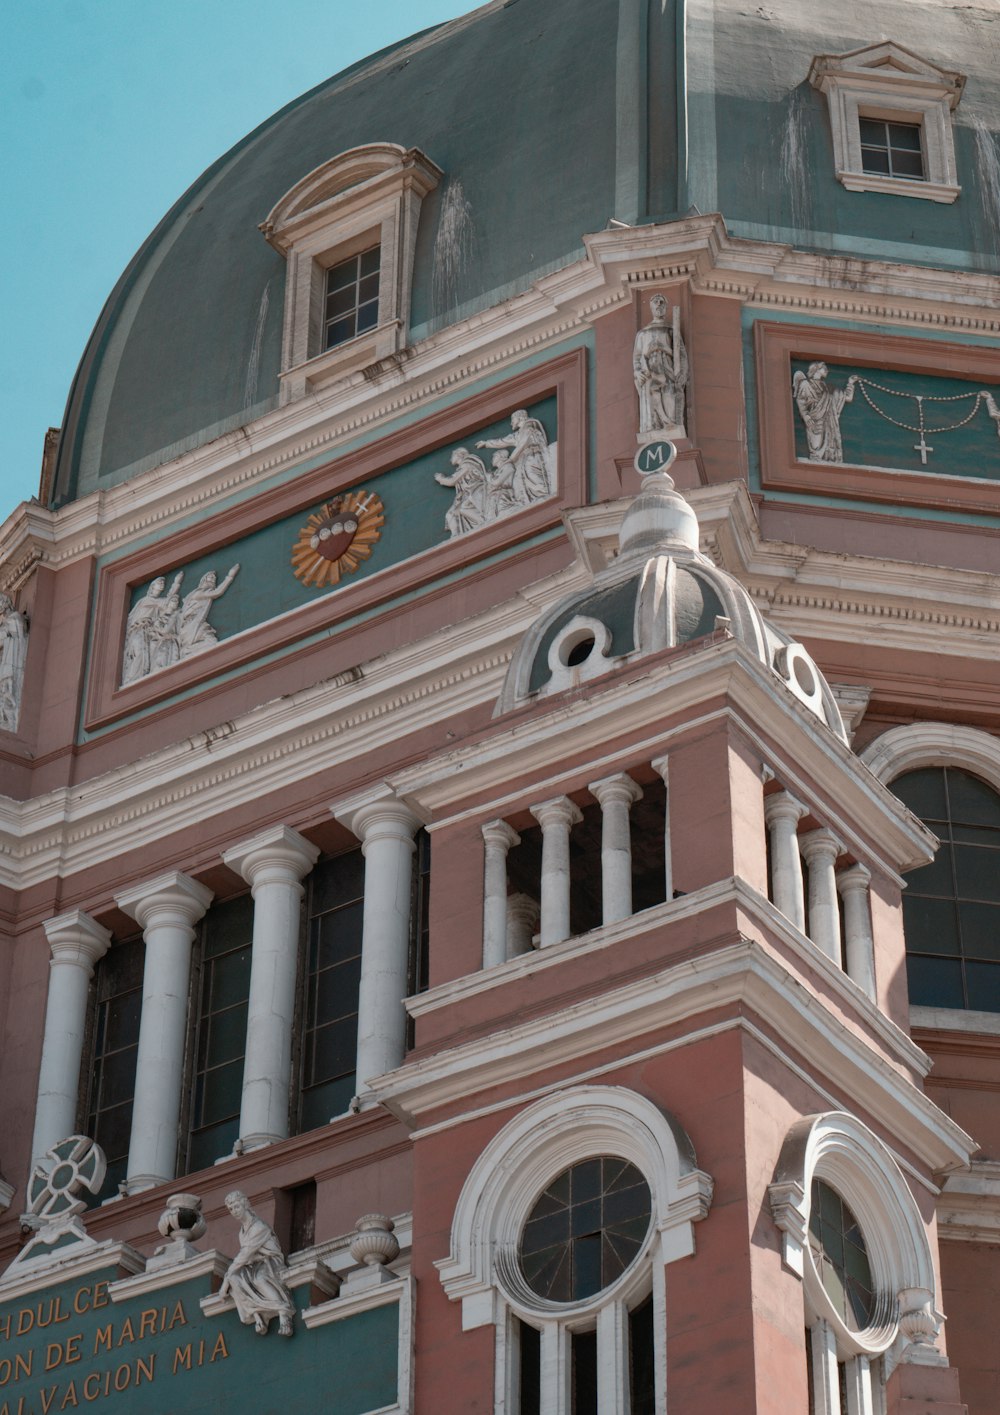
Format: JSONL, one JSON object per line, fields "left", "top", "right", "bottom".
{"left": 633, "top": 294, "right": 689, "bottom": 437}
{"left": 220, "top": 1190, "right": 295, "bottom": 1337}
{"left": 793, "top": 362, "right": 858, "bottom": 463}
{"left": 0, "top": 594, "right": 28, "bottom": 732}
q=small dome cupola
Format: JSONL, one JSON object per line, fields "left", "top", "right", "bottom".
{"left": 496, "top": 450, "right": 847, "bottom": 744}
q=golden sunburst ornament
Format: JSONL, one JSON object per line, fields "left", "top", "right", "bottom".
{"left": 291, "top": 490, "right": 385, "bottom": 588}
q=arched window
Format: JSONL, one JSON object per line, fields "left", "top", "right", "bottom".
{"left": 892, "top": 766, "right": 1000, "bottom": 1012}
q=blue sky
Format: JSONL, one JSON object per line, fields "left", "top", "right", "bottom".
{"left": 0, "top": 0, "right": 477, "bottom": 517}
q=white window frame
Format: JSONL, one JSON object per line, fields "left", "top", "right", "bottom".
{"left": 769, "top": 1111, "right": 947, "bottom": 1415}
{"left": 809, "top": 42, "right": 965, "bottom": 204}
{"left": 436, "top": 1085, "right": 713, "bottom": 1415}
{"left": 260, "top": 143, "right": 441, "bottom": 403}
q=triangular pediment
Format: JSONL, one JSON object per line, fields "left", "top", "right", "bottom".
{"left": 809, "top": 40, "right": 965, "bottom": 103}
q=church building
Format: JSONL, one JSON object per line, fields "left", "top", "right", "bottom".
{"left": 1, "top": 1, "right": 999, "bottom": 1411}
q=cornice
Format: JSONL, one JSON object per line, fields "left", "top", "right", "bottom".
{"left": 938, "top": 1161, "right": 1000, "bottom": 1244}
{"left": 3, "top": 217, "right": 1000, "bottom": 578}
{"left": 372, "top": 934, "right": 973, "bottom": 1175}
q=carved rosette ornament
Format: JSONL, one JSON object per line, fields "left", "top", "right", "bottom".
{"left": 291, "top": 489, "right": 384, "bottom": 588}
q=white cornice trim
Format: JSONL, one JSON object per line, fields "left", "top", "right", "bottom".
{"left": 371, "top": 934, "right": 973, "bottom": 1174}
{"left": 4, "top": 216, "right": 1000, "bottom": 581}
{"left": 938, "top": 1161, "right": 1000, "bottom": 1243}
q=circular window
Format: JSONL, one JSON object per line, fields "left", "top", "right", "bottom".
{"left": 519, "top": 1156, "right": 652, "bottom": 1303}
{"left": 808, "top": 1179, "right": 875, "bottom": 1330}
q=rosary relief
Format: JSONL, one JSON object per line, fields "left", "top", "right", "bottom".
{"left": 121, "top": 564, "right": 240, "bottom": 687}
{"left": 633, "top": 293, "right": 688, "bottom": 440}
{"left": 793, "top": 361, "right": 1000, "bottom": 468}
{"left": 0, "top": 593, "right": 27, "bottom": 732}
{"left": 434, "top": 409, "right": 557, "bottom": 538}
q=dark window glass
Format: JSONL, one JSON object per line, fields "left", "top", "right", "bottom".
{"left": 895, "top": 766, "right": 1000, "bottom": 1011}
{"left": 572, "top": 1329, "right": 598, "bottom": 1415}
{"left": 188, "top": 895, "right": 253, "bottom": 1172}
{"left": 86, "top": 939, "right": 144, "bottom": 1201}
{"left": 629, "top": 1294, "right": 656, "bottom": 1414}
{"left": 518, "top": 1320, "right": 541, "bottom": 1415}
{"left": 520, "top": 1157, "right": 652, "bottom": 1303}
{"left": 323, "top": 247, "right": 380, "bottom": 351}
{"left": 406, "top": 830, "right": 431, "bottom": 1050}
{"left": 808, "top": 1179, "right": 874, "bottom": 1331}
{"left": 299, "top": 850, "right": 364, "bottom": 1130}
{"left": 859, "top": 118, "right": 925, "bottom": 180}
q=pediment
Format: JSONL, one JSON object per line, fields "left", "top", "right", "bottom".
{"left": 809, "top": 41, "right": 965, "bottom": 104}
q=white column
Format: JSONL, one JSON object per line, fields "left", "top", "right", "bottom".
{"left": 597, "top": 1301, "right": 630, "bottom": 1414}
{"left": 650, "top": 754, "right": 673, "bottom": 902}
{"left": 540, "top": 1321, "right": 570, "bottom": 1414}
{"left": 588, "top": 773, "right": 642, "bottom": 925}
{"left": 506, "top": 894, "right": 540, "bottom": 956}
{"left": 810, "top": 1320, "right": 842, "bottom": 1415}
{"left": 800, "top": 828, "right": 845, "bottom": 966}
{"left": 116, "top": 871, "right": 213, "bottom": 1192}
{"left": 31, "top": 911, "right": 112, "bottom": 1171}
{"left": 530, "top": 796, "right": 582, "bottom": 947}
{"left": 482, "top": 820, "right": 520, "bottom": 969}
{"left": 843, "top": 1354, "right": 873, "bottom": 1415}
{"left": 223, "top": 825, "right": 319, "bottom": 1150}
{"left": 334, "top": 787, "right": 421, "bottom": 1100}
{"left": 763, "top": 792, "right": 807, "bottom": 932}
{"left": 838, "top": 865, "right": 876, "bottom": 1001}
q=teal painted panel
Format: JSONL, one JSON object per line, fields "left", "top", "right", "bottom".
{"left": 0, "top": 1267, "right": 399, "bottom": 1415}
{"left": 790, "top": 360, "right": 1000, "bottom": 479}
{"left": 124, "top": 396, "right": 557, "bottom": 644}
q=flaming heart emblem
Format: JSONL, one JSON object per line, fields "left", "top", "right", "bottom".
{"left": 291, "top": 489, "right": 384, "bottom": 588}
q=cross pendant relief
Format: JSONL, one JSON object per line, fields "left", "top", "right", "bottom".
{"left": 913, "top": 398, "right": 933, "bottom": 464}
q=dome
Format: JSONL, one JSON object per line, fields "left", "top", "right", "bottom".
{"left": 50, "top": 0, "right": 670, "bottom": 509}
{"left": 496, "top": 460, "right": 848, "bottom": 744}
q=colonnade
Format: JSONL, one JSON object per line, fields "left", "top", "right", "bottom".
{"left": 29, "top": 786, "right": 421, "bottom": 1189}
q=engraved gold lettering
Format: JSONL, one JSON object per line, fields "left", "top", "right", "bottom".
{"left": 166, "top": 1300, "right": 186, "bottom": 1332}
{"left": 172, "top": 1343, "right": 191, "bottom": 1374}
{"left": 59, "top": 1379, "right": 79, "bottom": 1409}
{"left": 0, "top": 1314, "right": 12, "bottom": 1341}
{"left": 40, "top": 1387, "right": 58, "bottom": 1414}
{"left": 0, "top": 1361, "right": 8, "bottom": 1387}
{"left": 112, "top": 1365, "right": 130, "bottom": 1393}
{"left": 62, "top": 1335, "right": 81, "bottom": 1367}
{"left": 52, "top": 1300, "right": 69, "bottom": 1327}
{"left": 92, "top": 1325, "right": 112, "bottom": 1355}
{"left": 14, "top": 1311, "right": 33, "bottom": 1338}
{"left": 82, "top": 1373, "right": 101, "bottom": 1401}
{"left": 45, "top": 1342, "right": 64, "bottom": 1372}
{"left": 135, "top": 1355, "right": 154, "bottom": 1385}
{"left": 115, "top": 1317, "right": 135, "bottom": 1347}
{"left": 210, "top": 1331, "right": 228, "bottom": 1363}
{"left": 138, "top": 1309, "right": 157, "bottom": 1340}
{"left": 92, "top": 1285, "right": 109, "bottom": 1311}
{"left": 72, "top": 1288, "right": 91, "bottom": 1317}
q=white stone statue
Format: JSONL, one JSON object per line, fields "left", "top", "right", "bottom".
{"left": 476, "top": 410, "right": 553, "bottom": 504}
{"left": 633, "top": 294, "right": 689, "bottom": 437}
{"left": 177, "top": 564, "right": 240, "bottom": 655}
{"left": 121, "top": 572, "right": 183, "bottom": 685}
{"left": 219, "top": 1190, "right": 295, "bottom": 1337}
{"left": 0, "top": 594, "right": 28, "bottom": 732}
{"left": 983, "top": 390, "right": 1000, "bottom": 436}
{"left": 793, "top": 362, "right": 858, "bottom": 463}
{"left": 435, "top": 448, "right": 490, "bottom": 536}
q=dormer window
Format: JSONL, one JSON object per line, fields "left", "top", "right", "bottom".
{"left": 324, "top": 246, "right": 381, "bottom": 351}
{"left": 809, "top": 41, "right": 965, "bottom": 203}
{"left": 261, "top": 143, "right": 441, "bottom": 403}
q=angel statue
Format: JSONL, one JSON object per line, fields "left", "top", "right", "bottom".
{"left": 793, "top": 363, "right": 858, "bottom": 463}
{"left": 220, "top": 1190, "right": 295, "bottom": 1337}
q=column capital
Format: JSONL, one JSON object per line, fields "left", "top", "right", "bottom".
{"left": 799, "top": 827, "right": 845, "bottom": 867}
{"left": 529, "top": 795, "right": 583, "bottom": 830}
{"left": 588, "top": 772, "right": 642, "bottom": 808}
{"left": 650, "top": 754, "right": 669, "bottom": 784}
{"left": 223, "top": 824, "right": 320, "bottom": 891}
{"left": 482, "top": 819, "right": 520, "bottom": 852}
{"left": 115, "top": 870, "right": 214, "bottom": 933}
{"left": 43, "top": 910, "right": 112, "bottom": 973}
{"left": 837, "top": 862, "right": 872, "bottom": 896}
{"left": 763, "top": 791, "right": 807, "bottom": 828}
{"left": 332, "top": 783, "right": 422, "bottom": 848}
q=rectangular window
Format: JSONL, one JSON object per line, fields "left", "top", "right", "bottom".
{"left": 299, "top": 849, "right": 365, "bottom": 1130}
{"left": 859, "top": 119, "right": 925, "bottom": 180}
{"left": 187, "top": 894, "right": 253, "bottom": 1172}
{"left": 85, "top": 938, "right": 144, "bottom": 1201}
{"left": 323, "top": 246, "right": 381, "bottom": 351}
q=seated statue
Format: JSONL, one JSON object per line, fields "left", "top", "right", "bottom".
{"left": 220, "top": 1190, "right": 295, "bottom": 1337}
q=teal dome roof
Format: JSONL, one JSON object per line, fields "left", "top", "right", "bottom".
{"left": 52, "top": 0, "right": 680, "bottom": 507}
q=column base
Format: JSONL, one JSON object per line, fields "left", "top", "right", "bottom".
{"left": 125, "top": 1174, "right": 169, "bottom": 1195}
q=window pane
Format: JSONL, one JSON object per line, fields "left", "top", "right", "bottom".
{"left": 965, "top": 961, "right": 1000, "bottom": 1012}
{"left": 572, "top": 1330, "right": 598, "bottom": 1415}
{"left": 958, "top": 902, "right": 1000, "bottom": 960}
{"left": 948, "top": 770, "right": 1000, "bottom": 826}
{"left": 358, "top": 272, "right": 380, "bottom": 304}
{"left": 861, "top": 147, "right": 891, "bottom": 175}
{"left": 888, "top": 122, "right": 922, "bottom": 150}
{"left": 519, "top": 1321, "right": 541, "bottom": 1415}
{"left": 359, "top": 246, "right": 381, "bottom": 277}
{"left": 891, "top": 148, "right": 925, "bottom": 178}
{"left": 894, "top": 767, "right": 948, "bottom": 822}
{"left": 327, "top": 256, "right": 359, "bottom": 292}
{"left": 859, "top": 118, "right": 886, "bottom": 145}
{"left": 906, "top": 953, "right": 965, "bottom": 1009}
{"left": 903, "top": 845, "right": 954, "bottom": 898}
{"left": 902, "top": 896, "right": 958, "bottom": 955}
{"left": 326, "top": 284, "right": 358, "bottom": 319}
{"left": 325, "top": 314, "right": 356, "bottom": 349}
{"left": 629, "top": 1295, "right": 656, "bottom": 1415}
{"left": 356, "top": 302, "right": 379, "bottom": 334}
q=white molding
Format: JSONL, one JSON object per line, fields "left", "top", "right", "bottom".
{"left": 373, "top": 928, "right": 972, "bottom": 1174}
{"left": 938, "top": 1161, "right": 1000, "bottom": 1244}
{"left": 0, "top": 1242, "right": 144, "bottom": 1302}
{"left": 302, "top": 1271, "right": 408, "bottom": 1327}
{"left": 860, "top": 723, "right": 1000, "bottom": 795}
{"left": 910, "top": 1006, "right": 1000, "bottom": 1036}
{"left": 108, "top": 1249, "right": 228, "bottom": 1301}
